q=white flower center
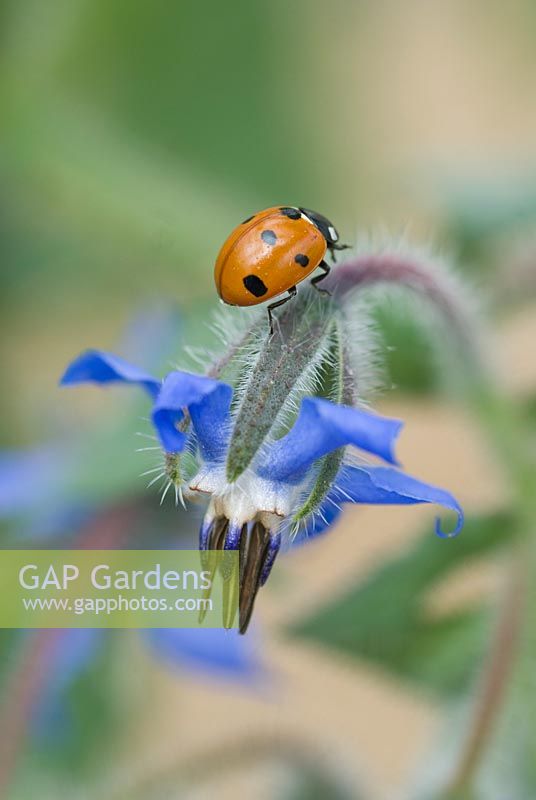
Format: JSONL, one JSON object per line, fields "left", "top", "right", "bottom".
{"left": 188, "top": 463, "right": 295, "bottom": 527}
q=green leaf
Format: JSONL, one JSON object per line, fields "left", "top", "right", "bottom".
{"left": 290, "top": 512, "right": 517, "bottom": 696}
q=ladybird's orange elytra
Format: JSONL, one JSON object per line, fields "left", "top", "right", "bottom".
{"left": 214, "top": 206, "right": 334, "bottom": 307}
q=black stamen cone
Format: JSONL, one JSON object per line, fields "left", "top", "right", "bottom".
{"left": 200, "top": 517, "right": 279, "bottom": 632}
{"left": 210, "top": 516, "right": 229, "bottom": 550}
{"left": 239, "top": 521, "right": 271, "bottom": 634}
{"left": 199, "top": 517, "right": 229, "bottom": 624}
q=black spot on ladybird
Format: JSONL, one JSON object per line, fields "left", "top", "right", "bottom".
{"left": 261, "top": 230, "right": 277, "bottom": 246}
{"left": 280, "top": 207, "right": 301, "bottom": 220}
{"left": 242, "top": 215, "right": 254, "bottom": 224}
{"left": 243, "top": 274, "right": 268, "bottom": 297}
{"left": 294, "top": 253, "right": 309, "bottom": 267}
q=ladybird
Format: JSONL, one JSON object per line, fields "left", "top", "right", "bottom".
{"left": 214, "top": 206, "right": 348, "bottom": 332}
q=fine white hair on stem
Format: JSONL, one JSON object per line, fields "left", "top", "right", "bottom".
{"left": 338, "top": 299, "right": 385, "bottom": 402}
{"left": 325, "top": 235, "right": 488, "bottom": 380}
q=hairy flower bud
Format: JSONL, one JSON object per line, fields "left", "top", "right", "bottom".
{"left": 226, "top": 292, "right": 334, "bottom": 482}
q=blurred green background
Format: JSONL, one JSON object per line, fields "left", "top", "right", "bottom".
{"left": 2, "top": 1, "right": 536, "bottom": 798}
{"left": 2, "top": 0, "right": 536, "bottom": 447}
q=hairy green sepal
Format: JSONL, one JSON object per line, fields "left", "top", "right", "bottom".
{"left": 226, "top": 291, "right": 333, "bottom": 482}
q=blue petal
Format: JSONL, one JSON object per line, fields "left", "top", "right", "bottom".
{"left": 0, "top": 446, "right": 66, "bottom": 517}
{"left": 143, "top": 628, "right": 261, "bottom": 683}
{"left": 151, "top": 371, "right": 232, "bottom": 458}
{"left": 60, "top": 350, "right": 160, "bottom": 399}
{"left": 257, "top": 398, "right": 403, "bottom": 482}
{"left": 306, "top": 464, "right": 463, "bottom": 539}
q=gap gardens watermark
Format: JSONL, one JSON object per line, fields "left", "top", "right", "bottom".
{"left": 0, "top": 551, "right": 238, "bottom": 628}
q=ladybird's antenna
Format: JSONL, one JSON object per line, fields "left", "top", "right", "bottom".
{"left": 331, "top": 243, "right": 351, "bottom": 252}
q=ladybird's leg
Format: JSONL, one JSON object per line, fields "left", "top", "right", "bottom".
{"left": 311, "top": 260, "right": 331, "bottom": 294}
{"left": 267, "top": 286, "right": 297, "bottom": 335}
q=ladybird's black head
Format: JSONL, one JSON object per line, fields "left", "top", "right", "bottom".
{"left": 299, "top": 207, "right": 340, "bottom": 246}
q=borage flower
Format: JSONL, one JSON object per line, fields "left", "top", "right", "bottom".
{"left": 62, "top": 245, "right": 470, "bottom": 633}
